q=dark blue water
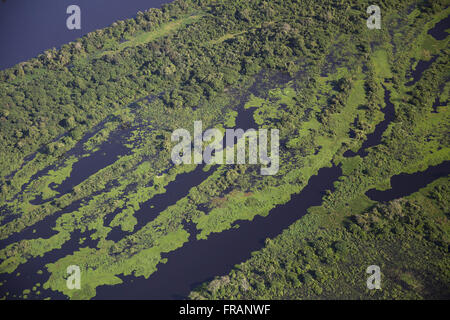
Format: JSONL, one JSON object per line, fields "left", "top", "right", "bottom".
{"left": 106, "top": 165, "right": 216, "bottom": 241}
{"left": 0, "top": 229, "right": 97, "bottom": 300}
{"left": 0, "top": 0, "right": 172, "bottom": 70}
{"left": 1, "top": 3, "right": 449, "bottom": 300}
{"left": 344, "top": 84, "right": 396, "bottom": 158}
{"left": 405, "top": 55, "right": 438, "bottom": 87}
{"left": 95, "top": 165, "right": 342, "bottom": 299}
{"left": 428, "top": 14, "right": 450, "bottom": 40}
{"left": 366, "top": 161, "right": 450, "bottom": 202}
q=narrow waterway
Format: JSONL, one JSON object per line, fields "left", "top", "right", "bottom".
{"left": 0, "top": 0, "right": 173, "bottom": 70}
{"left": 366, "top": 161, "right": 450, "bottom": 202}
{"left": 1, "top": 5, "right": 449, "bottom": 301}
{"left": 0, "top": 100, "right": 257, "bottom": 299}
{"left": 344, "top": 84, "right": 396, "bottom": 158}
{"left": 106, "top": 165, "right": 216, "bottom": 241}
{"left": 427, "top": 14, "right": 450, "bottom": 40}
{"left": 52, "top": 127, "right": 133, "bottom": 196}
{"left": 405, "top": 55, "right": 438, "bottom": 87}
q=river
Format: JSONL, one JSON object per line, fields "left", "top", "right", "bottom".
{"left": 0, "top": 0, "right": 172, "bottom": 70}
{"left": 0, "top": 3, "right": 448, "bottom": 300}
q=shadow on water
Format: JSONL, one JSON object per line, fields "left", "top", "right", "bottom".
{"left": 366, "top": 161, "right": 450, "bottom": 202}
{"left": 344, "top": 84, "right": 395, "bottom": 158}
{"left": 94, "top": 165, "right": 342, "bottom": 299}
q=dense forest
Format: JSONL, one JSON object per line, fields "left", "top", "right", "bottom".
{"left": 0, "top": 0, "right": 448, "bottom": 299}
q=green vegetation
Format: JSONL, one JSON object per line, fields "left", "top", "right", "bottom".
{"left": 0, "top": 0, "right": 448, "bottom": 300}
{"left": 191, "top": 178, "right": 449, "bottom": 299}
